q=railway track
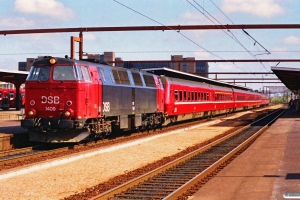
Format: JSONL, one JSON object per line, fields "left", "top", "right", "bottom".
{"left": 0, "top": 107, "right": 274, "bottom": 172}
{"left": 86, "top": 108, "right": 285, "bottom": 200}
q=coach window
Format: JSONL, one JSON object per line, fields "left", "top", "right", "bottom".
{"left": 143, "top": 75, "right": 156, "bottom": 87}
{"left": 179, "top": 91, "right": 183, "bottom": 101}
{"left": 184, "top": 91, "right": 187, "bottom": 101}
{"left": 9, "top": 92, "right": 14, "bottom": 99}
{"left": 118, "top": 70, "right": 130, "bottom": 85}
{"left": 112, "top": 69, "right": 121, "bottom": 84}
{"left": 174, "top": 90, "right": 179, "bottom": 102}
{"left": 132, "top": 72, "right": 143, "bottom": 86}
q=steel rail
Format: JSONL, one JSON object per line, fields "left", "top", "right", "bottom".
{"left": 164, "top": 109, "right": 285, "bottom": 199}
{"left": 89, "top": 108, "right": 285, "bottom": 200}
{"left": 0, "top": 146, "right": 34, "bottom": 157}
{"left": 0, "top": 146, "right": 70, "bottom": 167}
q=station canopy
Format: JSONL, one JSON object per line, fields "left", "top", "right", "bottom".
{"left": 0, "top": 69, "right": 28, "bottom": 84}
{"left": 271, "top": 67, "right": 300, "bottom": 94}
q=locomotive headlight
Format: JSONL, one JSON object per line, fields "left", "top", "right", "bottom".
{"left": 64, "top": 111, "right": 71, "bottom": 117}
{"left": 64, "top": 109, "right": 74, "bottom": 118}
{"left": 27, "top": 109, "right": 36, "bottom": 117}
{"left": 49, "top": 57, "right": 57, "bottom": 65}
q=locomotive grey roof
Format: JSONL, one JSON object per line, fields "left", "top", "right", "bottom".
{"left": 143, "top": 67, "right": 253, "bottom": 91}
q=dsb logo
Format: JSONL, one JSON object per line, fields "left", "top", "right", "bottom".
{"left": 41, "top": 96, "right": 60, "bottom": 104}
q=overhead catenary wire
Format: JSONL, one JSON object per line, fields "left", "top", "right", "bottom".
{"left": 207, "top": 0, "right": 271, "bottom": 71}
{"left": 209, "top": 0, "right": 271, "bottom": 55}
{"left": 112, "top": 0, "right": 248, "bottom": 73}
{"left": 187, "top": 0, "right": 270, "bottom": 74}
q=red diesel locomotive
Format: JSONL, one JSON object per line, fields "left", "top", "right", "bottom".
{"left": 21, "top": 57, "right": 269, "bottom": 143}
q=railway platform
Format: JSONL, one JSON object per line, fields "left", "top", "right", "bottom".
{"left": 0, "top": 110, "right": 28, "bottom": 151}
{"left": 191, "top": 108, "right": 300, "bottom": 200}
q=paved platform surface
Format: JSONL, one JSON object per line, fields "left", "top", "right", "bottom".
{"left": 191, "top": 109, "right": 300, "bottom": 200}
{"left": 0, "top": 111, "right": 28, "bottom": 150}
{"left": 0, "top": 109, "right": 23, "bottom": 120}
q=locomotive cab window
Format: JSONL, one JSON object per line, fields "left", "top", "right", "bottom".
{"left": 53, "top": 66, "right": 76, "bottom": 81}
{"left": 81, "top": 66, "right": 91, "bottom": 81}
{"left": 97, "top": 67, "right": 106, "bottom": 82}
{"left": 27, "top": 66, "right": 50, "bottom": 81}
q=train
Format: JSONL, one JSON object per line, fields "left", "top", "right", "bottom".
{"left": 21, "top": 56, "right": 270, "bottom": 143}
{"left": 0, "top": 82, "right": 25, "bottom": 110}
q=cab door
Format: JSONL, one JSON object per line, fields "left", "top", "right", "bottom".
{"left": 153, "top": 76, "right": 164, "bottom": 112}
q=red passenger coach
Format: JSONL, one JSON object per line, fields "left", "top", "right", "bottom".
{"left": 144, "top": 68, "right": 270, "bottom": 124}
{"left": 0, "top": 83, "right": 25, "bottom": 110}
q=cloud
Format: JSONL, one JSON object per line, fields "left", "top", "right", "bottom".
{"left": 83, "top": 34, "right": 98, "bottom": 41}
{"left": 180, "top": 11, "right": 212, "bottom": 24}
{"left": 14, "top": 0, "right": 75, "bottom": 20}
{"left": 215, "top": 63, "right": 236, "bottom": 71}
{"left": 271, "top": 47, "right": 288, "bottom": 52}
{"left": 0, "top": 17, "right": 35, "bottom": 28}
{"left": 193, "top": 51, "right": 211, "bottom": 58}
{"left": 284, "top": 36, "right": 300, "bottom": 45}
{"left": 222, "top": 0, "right": 285, "bottom": 18}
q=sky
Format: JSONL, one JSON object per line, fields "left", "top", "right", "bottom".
{"left": 0, "top": 0, "right": 299, "bottom": 90}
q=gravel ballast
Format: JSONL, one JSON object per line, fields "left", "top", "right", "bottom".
{"left": 0, "top": 108, "right": 275, "bottom": 200}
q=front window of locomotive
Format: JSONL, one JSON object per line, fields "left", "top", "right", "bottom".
{"left": 27, "top": 66, "right": 50, "bottom": 81}
{"left": 53, "top": 66, "right": 81, "bottom": 81}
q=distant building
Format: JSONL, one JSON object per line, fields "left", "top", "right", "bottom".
{"left": 123, "top": 61, "right": 170, "bottom": 69}
{"left": 22, "top": 52, "right": 209, "bottom": 78}
{"left": 196, "top": 62, "right": 209, "bottom": 77}
{"left": 123, "top": 55, "right": 209, "bottom": 78}
{"left": 104, "top": 52, "right": 115, "bottom": 66}
{"left": 18, "top": 62, "right": 27, "bottom": 71}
